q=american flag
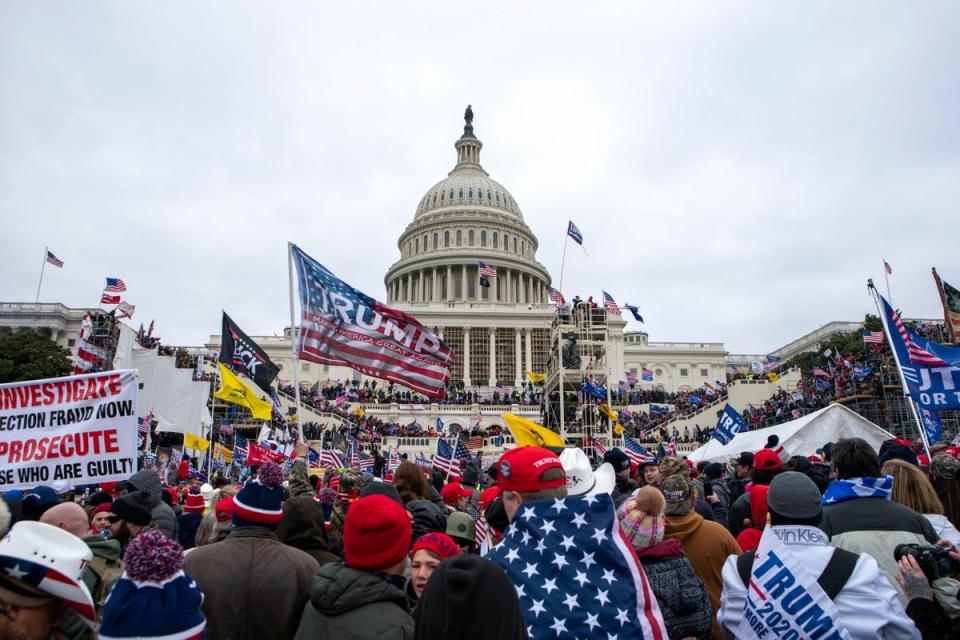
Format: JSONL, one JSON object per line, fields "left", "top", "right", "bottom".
{"left": 219, "top": 423, "right": 234, "bottom": 436}
{"left": 475, "top": 515, "right": 489, "bottom": 549}
{"left": 884, "top": 260, "right": 893, "bottom": 275}
{"left": 104, "top": 277, "right": 127, "bottom": 293}
{"left": 626, "top": 371, "right": 638, "bottom": 385}
{"left": 487, "top": 494, "right": 667, "bottom": 639}
{"left": 432, "top": 438, "right": 461, "bottom": 477}
{"left": 496, "top": 382, "right": 513, "bottom": 396}
{"left": 602, "top": 291, "right": 621, "bottom": 316}
{"left": 465, "top": 435, "right": 485, "bottom": 450}
{"left": 812, "top": 367, "right": 832, "bottom": 379}
{"left": 453, "top": 438, "right": 473, "bottom": 462}
{"left": 320, "top": 447, "right": 344, "bottom": 470}
{"left": 291, "top": 244, "right": 454, "bottom": 398}
{"left": 623, "top": 434, "right": 655, "bottom": 466}
{"left": 478, "top": 261, "right": 497, "bottom": 277}
{"left": 886, "top": 300, "right": 949, "bottom": 366}
{"left": 862, "top": 329, "right": 884, "bottom": 344}
{"left": 138, "top": 411, "right": 154, "bottom": 435}
{"left": 548, "top": 287, "right": 566, "bottom": 305}
{"left": 45, "top": 250, "right": 64, "bottom": 268}
{"left": 589, "top": 436, "right": 608, "bottom": 456}
{"left": 100, "top": 293, "right": 120, "bottom": 305}
{"left": 641, "top": 368, "right": 653, "bottom": 382}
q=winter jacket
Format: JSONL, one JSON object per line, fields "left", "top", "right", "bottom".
{"left": 665, "top": 510, "right": 741, "bottom": 639}
{"left": 277, "top": 495, "right": 340, "bottom": 566}
{"left": 406, "top": 499, "right": 447, "bottom": 543}
{"left": 726, "top": 491, "right": 753, "bottom": 539}
{"left": 708, "top": 478, "right": 731, "bottom": 512}
{"left": 177, "top": 512, "right": 203, "bottom": 550}
{"left": 184, "top": 526, "right": 319, "bottom": 639}
{"left": 636, "top": 539, "right": 712, "bottom": 640}
{"left": 719, "top": 525, "right": 920, "bottom": 639}
{"left": 57, "top": 535, "right": 124, "bottom": 640}
{"left": 287, "top": 459, "right": 316, "bottom": 499}
{"left": 294, "top": 562, "right": 414, "bottom": 640}
{"left": 124, "top": 468, "right": 178, "bottom": 539}
{"left": 821, "top": 496, "right": 938, "bottom": 603}
{"left": 725, "top": 475, "right": 747, "bottom": 506}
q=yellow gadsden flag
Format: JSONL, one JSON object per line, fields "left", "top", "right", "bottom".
{"left": 598, "top": 404, "right": 623, "bottom": 435}
{"left": 525, "top": 370, "right": 546, "bottom": 384}
{"left": 214, "top": 363, "right": 273, "bottom": 420}
{"left": 503, "top": 413, "right": 566, "bottom": 449}
{"left": 184, "top": 432, "right": 210, "bottom": 452}
{"left": 767, "top": 371, "right": 781, "bottom": 383}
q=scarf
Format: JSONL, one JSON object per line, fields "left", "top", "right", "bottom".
{"left": 822, "top": 475, "right": 893, "bottom": 506}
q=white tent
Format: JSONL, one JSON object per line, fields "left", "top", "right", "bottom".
{"left": 687, "top": 404, "right": 896, "bottom": 464}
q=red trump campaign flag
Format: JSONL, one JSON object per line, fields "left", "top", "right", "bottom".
{"left": 290, "top": 244, "right": 454, "bottom": 398}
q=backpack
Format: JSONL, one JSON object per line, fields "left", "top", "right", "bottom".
{"left": 736, "top": 547, "right": 859, "bottom": 600}
{"left": 88, "top": 555, "right": 124, "bottom": 607}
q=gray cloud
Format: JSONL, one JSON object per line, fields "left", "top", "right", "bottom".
{"left": 2, "top": 2, "right": 957, "bottom": 354}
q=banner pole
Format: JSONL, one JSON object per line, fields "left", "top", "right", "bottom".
{"left": 35, "top": 247, "right": 47, "bottom": 304}
{"left": 869, "top": 283, "right": 928, "bottom": 455}
{"left": 287, "top": 243, "right": 305, "bottom": 443}
{"left": 558, "top": 234, "right": 569, "bottom": 295}
{"left": 883, "top": 259, "right": 893, "bottom": 307}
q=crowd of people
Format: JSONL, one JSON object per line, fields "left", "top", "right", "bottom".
{"left": 7, "top": 428, "right": 960, "bottom": 639}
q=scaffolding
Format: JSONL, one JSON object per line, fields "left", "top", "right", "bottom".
{"left": 79, "top": 310, "right": 121, "bottom": 373}
{"left": 542, "top": 305, "right": 614, "bottom": 447}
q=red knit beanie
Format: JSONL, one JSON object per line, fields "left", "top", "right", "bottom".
{"left": 183, "top": 491, "right": 206, "bottom": 514}
{"left": 411, "top": 533, "right": 462, "bottom": 561}
{"left": 344, "top": 495, "right": 411, "bottom": 571}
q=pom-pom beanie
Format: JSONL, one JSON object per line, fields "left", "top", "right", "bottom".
{"left": 232, "top": 461, "right": 285, "bottom": 528}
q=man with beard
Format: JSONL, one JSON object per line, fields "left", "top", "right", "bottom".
{"left": 107, "top": 490, "right": 154, "bottom": 551}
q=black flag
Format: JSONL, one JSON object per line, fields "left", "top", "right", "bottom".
{"left": 220, "top": 312, "right": 280, "bottom": 393}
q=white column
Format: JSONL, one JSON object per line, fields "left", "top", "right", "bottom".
{"left": 406, "top": 273, "right": 412, "bottom": 302}
{"left": 463, "top": 328, "right": 471, "bottom": 386}
{"left": 476, "top": 265, "right": 482, "bottom": 301}
{"left": 489, "top": 327, "right": 497, "bottom": 387}
{"left": 520, "top": 272, "right": 527, "bottom": 304}
{"left": 525, "top": 327, "right": 533, "bottom": 374}
{"left": 433, "top": 267, "right": 439, "bottom": 301}
{"left": 514, "top": 328, "right": 522, "bottom": 387}
{"left": 460, "top": 265, "right": 467, "bottom": 301}
{"left": 446, "top": 265, "right": 452, "bottom": 301}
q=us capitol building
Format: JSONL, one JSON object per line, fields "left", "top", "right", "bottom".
{"left": 267, "top": 107, "right": 730, "bottom": 394}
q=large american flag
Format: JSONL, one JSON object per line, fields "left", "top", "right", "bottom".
{"left": 104, "top": 277, "right": 127, "bottom": 293}
{"left": 487, "top": 494, "right": 667, "bottom": 639}
{"left": 432, "top": 438, "right": 460, "bottom": 477}
{"left": 862, "top": 330, "right": 884, "bottom": 344}
{"left": 453, "top": 437, "right": 473, "bottom": 462}
{"left": 548, "top": 287, "right": 566, "bottom": 305}
{"left": 602, "top": 291, "right": 621, "bottom": 316}
{"left": 623, "top": 434, "right": 656, "bottom": 466}
{"left": 291, "top": 244, "right": 454, "bottom": 398}
{"left": 589, "top": 436, "right": 608, "bottom": 456}
{"left": 320, "top": 447, "right": 344, "bottom": 470}
{"left": 888, "top": 302, "right": 949, "bottom": 366}
{"left": 478, "top": 261, "right": 497, "bottom": 277}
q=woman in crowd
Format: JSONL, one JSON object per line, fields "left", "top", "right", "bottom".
{"left": 930, "top": 455, "right": 960, "bottom": 539}
{"left": 883, "top": 459, "right": 960, "bottom": 546}
{"left": 393, "top": 461, "right": 433, "bottom": 504}
{"left": 90, "top": 503, "right": 112, "bottom": 537}
{"left": 618, "top": 486, "right": 712, "bottom": 639}
{"left": 406, "top": 533, "right": 461, "bottom": 611}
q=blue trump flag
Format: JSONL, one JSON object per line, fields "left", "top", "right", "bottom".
{"left": 622, "top": 304, "right": 644, "bottom": 323}
{"left": 567, "top": 221, "right": 583, "bottom": 245}
{"left": 879, "top": 293, "right": 960, "bottom": 413}
{"left": 581, "top": 378, "right": 606, "bottom": 401}
{"left": 712, "top": 405, "right": 746, "bottom": 445}
{"left": 487, "top": 494, "right": 667, "bottom": 638}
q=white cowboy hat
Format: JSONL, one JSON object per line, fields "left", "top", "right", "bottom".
{"left": 0, "top": 521, "right": 96, "bottom": 629}
{"left": 560, "top": 447, "right": 616, "bottom": 497}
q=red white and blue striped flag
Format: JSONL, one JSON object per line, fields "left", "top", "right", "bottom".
{"left": 432, "top": 438, "right": 461, "bottom": 478}
{"left": 46, "top": 250, "right": 64, "bottom": 268}
{"left": 862, "top": 330, "right": 884, "bottom": 344}
{"left": 602, "top": 291, "right": 621, "bottom": 316}
{"left": 478, "top": 261, "right": 497, "bottom": 277}
{"left": 104, "top": 277, "right": 127, "bottom": 293}
{"left": 291, "top": 244, "right": 454, "bottom": 398}
{"left": 548, "top": 287, "right": 566, "bottom": 305}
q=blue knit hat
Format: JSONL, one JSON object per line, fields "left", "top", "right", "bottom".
{"left": 232, "top": 461, "right": 285, "bottom": 528}
{"left": 99, "top": 531, "right": 205, "bottom": 640}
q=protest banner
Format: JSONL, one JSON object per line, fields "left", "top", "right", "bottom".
{"left": 0, "top": 370, "right": 139, "bottom": 490}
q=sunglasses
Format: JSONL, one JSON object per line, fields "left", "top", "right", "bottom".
{"left": 106, "top": 515, "right": 121, "bottom": 524}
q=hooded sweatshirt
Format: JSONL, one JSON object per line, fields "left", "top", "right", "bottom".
{"left": 277, "top": 496, "right": 339, "bottom": 566}
{"left": 125, "top": 469, "right": 178, "bottom": 539}
{"left": 294, "top": 562, "right": 414, "bottom": 640}
{"left": 664, "top": 511, "right": 741, "bottom": 639}
{"left": 635, "top": 538, "right": 712, "bottom": 640}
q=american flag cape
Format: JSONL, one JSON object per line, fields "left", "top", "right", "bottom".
{"left": 290, "top": 244, "right": 454, "bottom": 398}
{"left": 487, "top": 494, "right": 667, "bottom": 639}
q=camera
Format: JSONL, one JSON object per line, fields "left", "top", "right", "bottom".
{"left": 894, "top": 543, "right": 960, "bottom": 582}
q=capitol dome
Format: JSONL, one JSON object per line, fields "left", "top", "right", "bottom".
{"left": 385, "top": 107, "right": 552, "bottom": 306}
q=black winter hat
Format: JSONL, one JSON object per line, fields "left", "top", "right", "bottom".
{"left": 359, "top": 482, "right": 403, "bottom": 505}
{"left": 703, "top": 462, "right": 724, "bottom": 480}
{"left": 603, "top": 448, "right": 631, "bottom": 472}
{"left": 414, "top": 555, "right": 528, "bottom": 640}
{"left": 110, "top": 489, "right": 153, "bottom": 526}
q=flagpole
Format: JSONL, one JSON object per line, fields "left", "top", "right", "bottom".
{"left": 35, "top": 247, "right": 48, "bottom": 304}
{"left": 287, "top": 243, "right": 305, "bottom": 443}
{"left": 558, "top": 232, "right": 569, "bottom": 295}
{"left": 868, "top": 282, "right": 929, "bottom": 458}
{"left": 883, "top": 259, "right": 893, "bottom": 306}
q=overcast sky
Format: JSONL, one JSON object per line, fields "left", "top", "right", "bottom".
{"left": 2, "top": 2, "right": 957, "bottom": 354}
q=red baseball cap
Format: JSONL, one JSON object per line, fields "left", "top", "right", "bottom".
{"left": 440, "top": 482, "right": 471, "bottom": 505}
{"left": 754, "top": 449, "right": 783, "bottom": 472}
{"left": 479, "top": 486, "right": 502, "bottom": 510}
{"left": 497, "top": 447, "right": 565, "bottom": 493}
